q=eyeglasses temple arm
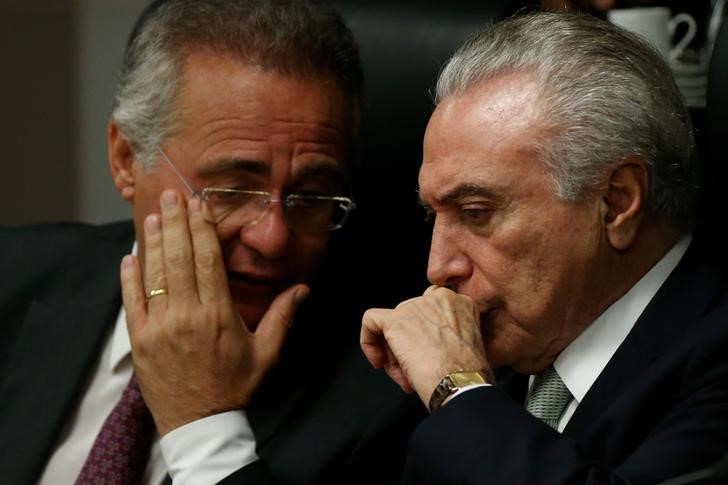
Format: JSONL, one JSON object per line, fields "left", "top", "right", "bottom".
{"left": 156, "top": 146, "right": 199, "bottom": 197}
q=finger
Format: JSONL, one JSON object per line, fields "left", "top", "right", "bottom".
{"left": 384, "top": 357, "right": 414, "bottom": 394}
{"left": 121, "top": 254, "right": 147, "bottom": 341}
{"left": 362, "top": 309, "right": 415, "bottom": 393}
{"left": 160, "top": 189, "right": 197, "bottom": 301}
{"left": 254, "top": 284, "right": 310, "bottom": 363}
{"left": 394, "top": 294, "right": 424, "bottom": 310}
{"left": 381, "top": 335, "right": 413, "bottom": 392}
{"left": 423, "top": 284, "right": 440, "bottom": 297}
{"left": 143, "top": 213, "right": 167, "bottom": 308}
{"left": 188, "top": 197, "right": 230, "bottom": 305}
{"left": 360, "top": 309, "right": 389, "bottom": 368}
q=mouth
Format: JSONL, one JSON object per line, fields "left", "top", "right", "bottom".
{"left": 226, "top": 271, "right": 288, "bottom": 295}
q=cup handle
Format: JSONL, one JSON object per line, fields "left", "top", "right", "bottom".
{"left": 668, "top": 13, "right": 697, "bottom": 62}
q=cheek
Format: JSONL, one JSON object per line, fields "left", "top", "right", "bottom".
{"left": 131, "top": 177, "right": 164, "bottom": 223}
{"left": 469, "top": 222, "right": 563, "bottom": 323}
{"left": 214, "top": 224, "right": 240, "bottom": 244}
{"left": 131, "top": 189, "right": 163, "bottom": 233}
{"left": 492, "top": 214, "right": 600, "bottom": 328}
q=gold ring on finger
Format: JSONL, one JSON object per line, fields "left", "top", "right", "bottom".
{"left": 146, "top": 288, "right": 168, "bottom": 299}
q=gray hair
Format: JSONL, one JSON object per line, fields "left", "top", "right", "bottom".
{"left": 436, "top": 12, "right": 698, "bottom": 234}
{"left": 112, "top": 0, "right": 363, "bottom": 170}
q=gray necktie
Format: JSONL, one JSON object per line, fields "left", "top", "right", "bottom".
{"left": 525, "top": 366, "right": 572, "bottom": 429}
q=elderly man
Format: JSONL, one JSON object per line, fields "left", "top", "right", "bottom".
{"left": 0, "top": 1, "right": 422, "bottom": 484}
{"left": 362, "top": 12, "right": 728, "bottom": 484}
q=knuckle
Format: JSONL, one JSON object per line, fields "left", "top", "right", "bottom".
{"left": 162, "top": 204, "right": 184, "bottom": 223}
{"left": 165, "top": 246, "right": 190, "bottom": 269}
{"left": 146, "top": 231, "right": 162, "bottom": 247}
{"left": 396, "top": 297, "right": 417, "bottom": 310}
{"left": 166, "top": 310, "right": 195, "bottom": 337}
{"left": 195, "top": 249, "right": 219, "bottom": 273}
{"left": 273, "top": 305, "right": 294, "bottom": 328}
{"left": 145, "top": 269, "right": 166, "bottom": 288}
{"left": 202, "top": 304, "right": 224, "bottom": 325}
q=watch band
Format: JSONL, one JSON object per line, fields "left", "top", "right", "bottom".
{"left": 428, "top": 370, "right": 489, "bottom": 412}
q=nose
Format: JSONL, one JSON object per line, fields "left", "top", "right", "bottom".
{"left": 237, "top": 202, "right": 292, "bottom": 260}
{"left": 426, "top": 216, "right": 472, "bottom": 287}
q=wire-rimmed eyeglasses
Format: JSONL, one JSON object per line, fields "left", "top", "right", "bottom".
{"left": 156, "top": 147, "right": 355, "bottom": 233}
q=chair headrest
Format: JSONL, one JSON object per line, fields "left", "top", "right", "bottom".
{"left": 707, "top": 20, "right": 728, "bottom": 166}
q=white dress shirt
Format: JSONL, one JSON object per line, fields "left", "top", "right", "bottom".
{"left": 552, "top": 235, "right": 691, "bottom": 431}
{"left": 39, "top": 245, "right": 259, "bottom": 485}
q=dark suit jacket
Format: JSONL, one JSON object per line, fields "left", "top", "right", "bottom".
{"left": 0, "top": 222, "right": 425, "bottom": 485}
{"left": 403, "top": 241, "right": 728, "bottom": 485}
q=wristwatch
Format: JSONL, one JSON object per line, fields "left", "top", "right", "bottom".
{"left": 428, "top": 370, "right": 490, "bottom": 412}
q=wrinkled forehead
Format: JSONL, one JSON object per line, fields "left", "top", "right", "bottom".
{"left": 419, "top": 78, "right": 553, "bottom": 201}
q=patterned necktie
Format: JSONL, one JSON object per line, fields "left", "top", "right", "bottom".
{"left": 75, "top": 374, "right": 156, "bottom": 485}
{"left": 525, "top": 366, "right": 572, "bottom": 429}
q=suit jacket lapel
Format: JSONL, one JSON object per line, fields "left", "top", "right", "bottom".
{"left": 247, "top": 309, "right": 356, "bottom": 453}
{"left": 247, "top": 372, "right": 313, "bottom": 452}
{"left": 496, "top": 368, "right": 529, "bottom": 405}
{"left": 564, "top": 242, "right": 724, "bottom": 438}
{"left": 247, "top": 334, "right": 338, "bottom": 451}
{"left": 0, "top": 296, "right": 120, "bottom": 483}
{"left": 0, "top": 223, "right": 132, "bottom": 484}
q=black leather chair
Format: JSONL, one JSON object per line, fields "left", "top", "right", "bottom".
{"left": 329, "top": 1, "right": 519, "bottom": 309}
{"left": 125, "top": 0, "right": 525, "bottom": 327}
{"left": 698, "top": 18, "right": 728, "bottom": 264}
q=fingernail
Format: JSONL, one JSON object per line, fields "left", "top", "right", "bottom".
{"left": 188, "top": 197, "right": 201, "bottom": 214}
{"left": 161, "top": 190, "right": 178, "bottom": 208}
{"left": 145, "top": 214, "right": 161, "bottom": 233}
{"left": 294, "top": 286, "right": 310, "bottom": 305}
{"left": 121, "top": 254, "right": 134, "bottom": 270}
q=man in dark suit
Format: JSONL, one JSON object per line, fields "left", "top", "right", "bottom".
{"left": 0, "top": 0, "right": 422, "bottom": 483}
{"left": 362, "top": 12, "right": 728, "bottom": 484}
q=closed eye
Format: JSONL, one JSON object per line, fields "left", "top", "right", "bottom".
{"left": 458, "top": 205, "right": 493, "bottom": 226}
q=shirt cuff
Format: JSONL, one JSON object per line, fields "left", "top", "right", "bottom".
{"left": 443, "top": 383, "right": 491, "bottom": 407}
{"left": 160, "top": 410, "right": 259, "bottom": 485}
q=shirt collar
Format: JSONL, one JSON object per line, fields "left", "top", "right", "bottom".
{"left": 109, "top": 242, "right": 136, "bottom": 372}
{"left": 554, "top": 234, "right": 692, "bottom": 404}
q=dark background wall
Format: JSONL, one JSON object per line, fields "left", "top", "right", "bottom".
{"left": 0, "top": 0, "right": 147, "bottom": 226}
{"left": 0, "top": 0, "right": 716, "bottom": 227}
{"left": 1, "top": 1, "right": 76, "bottom": 225}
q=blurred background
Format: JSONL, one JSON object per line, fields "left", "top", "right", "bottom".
{"left": 0, "top": 0, "right": 721, "bottom": 226}
{"left": 1, "top": 0, "right": 147, "bottom": 225}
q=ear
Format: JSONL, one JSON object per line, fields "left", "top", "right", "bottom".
{"left": 108, "top": 118, "right": 136, "bottom": 202}
{"left": 601, "top": 156, "right": 650, "bottom": 251}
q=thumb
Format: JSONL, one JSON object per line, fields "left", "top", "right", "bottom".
{"left": 254, "top": 283, "right": 310, "bottom": 362}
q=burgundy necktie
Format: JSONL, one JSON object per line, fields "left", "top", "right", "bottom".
{"left": 75, "top": 374, "right": 156, "bottom": 485}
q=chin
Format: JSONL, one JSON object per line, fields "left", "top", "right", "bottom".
{"left": 484, "top": 344, "right": 510, "bottom": 370}
{"left": 480, "top": 315, "right": 521, "bottom": 371}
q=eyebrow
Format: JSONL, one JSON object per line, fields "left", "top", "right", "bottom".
{"left": 418, "top": 183, "right": 506, "bottom": 208}
{"left": 294, "top": 160, "right": 348, "bottom": 185}
{"left": 197, "top": 158, "right": 269, "bottom": 179}
{"left": 197, "top": 157, "right": 347, "bottom": 186}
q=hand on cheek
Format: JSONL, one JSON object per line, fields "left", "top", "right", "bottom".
{"left": 120, "top": 190, "right": 309, "bottom": 436}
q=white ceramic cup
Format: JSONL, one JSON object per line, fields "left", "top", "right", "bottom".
{"left": 607, "top": 7, "right": 697, "bottom": 62}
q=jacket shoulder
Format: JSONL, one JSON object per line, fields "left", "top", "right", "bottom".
{"left": 0, "top": 220, "right": 135, "bottom": 305}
